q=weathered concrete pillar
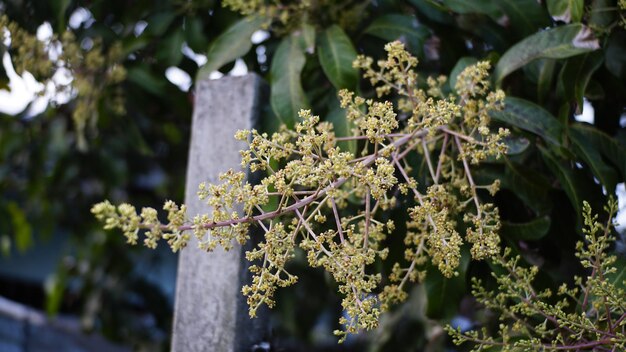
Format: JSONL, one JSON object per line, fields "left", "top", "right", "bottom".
{"left": 172, "top": 74, "right": 268, "bottom": 352}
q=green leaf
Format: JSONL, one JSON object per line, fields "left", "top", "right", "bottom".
{"left": 571, "top": 124, "right": 626, "bottom": 179}
{"left": 501, "top": 216, "right": 551, "bottom": 240}
{"left": 317, "top": 25, "right": 358, "bottom": 90}
{"left": 185, "top": 17, "right": 208, "bottom": 53}
{"left": 559, "top": 52, "right": 603, "bottom": 114}
{"left": 270, "top": 34, "right": 309, "bottom": 128}
{"left": 157, "top": 28, "right": 185, "bottom": 66}
{"left": 197, "top": 16, "right": 265, "bottom": 79}
{"left": 302, "top": 23, "right": 316, "bottom": 53}
{"left": 539, "top": 146, "right": 586, "bottom": 223}
{"left": 408, "top": 0, "right": 455, "bottom": 25}
{"left": 326, "top": 99, "right": 356, "bottom": 155}
{"left": 605, "top": 31, "right": 626, "bottom": 79}
{"left": 7, "top": 202, "right": 32, "bottom": 252}
{"left": 496, "top": 0, "right": 550, "bottom": 37}
{"left": 503, "top": 136, "right": 530, "bottom": 155}
{"left": 442, "top": 0, "right": 503, "bottom": 20}
{"left": 547, "top": 0, "right": 584, "bottom": 23}
{"left": 589, "top": 0, "right": 616, "bottom": 31}
{"left": 449, "top": 57, "right": 478, "bottom": 90}
{"left": 424, "top": 247, "right": 470, "bottom": 319}
{"left": 503, "top": 158, "right": 552, "bottom": 213}
{"left": 364, "top": 14, "right": 430, "bottom": 54}
{"left": 524, "top": 59, "right": 557, "bottom": 104}
{"left": 126, "top": 66, "right": 167, "bottom": 96}
{"left": 494, "top": 24, "right": 600, "bottom": 84}
{"left": 569, "top": 125, "right": 621, "bottom": 192}
{"left": 491, "top": 97, "right": 564, "bottom": 146}
{"left": 146, "top": 12, "right": 177, "bottom": 36}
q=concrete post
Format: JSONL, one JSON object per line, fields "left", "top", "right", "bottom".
{"left": 172, "top": 74, "right": 268, "bottom": 352}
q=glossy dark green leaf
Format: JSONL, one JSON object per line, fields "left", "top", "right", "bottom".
{"left": 326, "top": 100, "right": 356, "bottom": 155}
{"left": 7, "top": 202, "right": 32, "bottom": 252}
{"left": 539, "top": 146, "right": 586, "bottom": 222}
{"left": 317, "top": 25, "right": 358, "bottom": 90}
{"left": 424, "top": 247, "right": 469, "bottom": 319}
{"left": 302, "top": 23, "right": 316, "bottom": 53}
{"left": 524, "top": 59, "right": 557, "bottom": 103}
{"left": 494, "top": 24, "right": 600, "bottom": 84}
{"left": 496, "top": 0, "right": 550, "bottom": 37}
{"left": 146, "top": 12, "right": 177, "bottom": 36}
{"left": 559, "top": 52, "right": 603, "bottom": 113}
{"left": 184, "top": 17, "right": 208, "bottom": 53}
{"left": 449, "top": 57, "right": 478, "bottom": 90}
{"left": 126, "top": 66, "right": 167, "bottom": 96}
{"left": 605, "top": 31, "right": 626, "bottom": 79}
{"left": 503, "top": 136, "right": 530, "bottom": 155}
{"left": 157, "top": 28, "right": 185, "bottom": 66}
{"left": 408, "top": 0, "right": 455, "bottom": 25}
{"left": 364, "top": 14, "right": 430, "bottom": 54}
{"left": 547, "top": 0, "right": 584, "bottom": 23}
{"left": 503, "top": 158, "right": 552, "bottom": 213}
{"left": 570, "top": 124, "right": 626, "bottom": 191}
{"left": 270, "top": 34, "right": 309, "bottom": 128}
{"left": 589, "top": 0, "right": 616, "bottom": 31}
{"left": 491, "top": 97, "right": 564, "bottom": 146}
{"left": 442, "top": 0, "right": 502, "bottom": 20}
{"left": 197, "top": 16, "right": 264, "bottom": 79}
{"left": 502, "top": 216, "right": 551, "bottom": 240}
{"left": 569, "top": 131, "right": 618, "bottom": 192}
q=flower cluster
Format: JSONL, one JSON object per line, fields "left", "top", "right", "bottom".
{"left": 447, "top": 198, "right": 626, "bottom": 351}
{"left": 0, "top": 16, "right": 126, "bottom": 150}
{"left": 92, "top": 41, "right": 509, "bottom": 340}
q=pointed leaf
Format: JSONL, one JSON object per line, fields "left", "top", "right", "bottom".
{"left": 364, "top": 14, "right": 430, "bottom": 54}
{"left": 425, "top": 247, "right": 469, "bottom": 319}
{"left": 571, "top": 124, "right": 626, "bottom": 179}
{"left": 197, "top": 16, "right": 265, "bottom": 79}
{"left": 547, "top": 0, "right": 584, "bottom": 23}
{"left": 318, "top": 25, "right": 358, "bottom": 90}
{"left": 559, "top": 52, "right": 603, "bottom": 113}
{"left": 449, "top": 57, "right": 478, "bottom": 90}
{"left": 491, "top": 97, "right": 564, "bottom": 146}
{"left": 569, "top": 126, "right": 620, "bottom": 192}
{"left": 270, "top": 35, "right": 309, "bottom": 127}
{"left": 494, "top": 24, "right": 600, "bottom": 83}
{"left": 442, "top": 0, "right": 503, "bottom": 20}
{"left": 327, "top": 100, "right": 356, "bottom": 155}
{"left": 496, "top": 0, "right": 550, "bottom": 37}
{"left": 502, "top": 216, "right": 551, "bottom": 240}
{"left": 7, "top": 203, "right": 32, "bottom": 252}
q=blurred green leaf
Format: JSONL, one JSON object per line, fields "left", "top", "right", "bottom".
{"left": 503, "top": 158, "right": 552, "bottom": 213}
{"left": 569, "top": 128, "right": 618, "bottom": 193}
{"left": 146, "top": 12, "right": 177, "bottom": 36}
{"left": 539, "top": 146, "right": 586, "bottom": 223}
{"left": 197, "top": 16, "right": 264, "bottom": 79}
{"left": 1, "top": 235, "right": 10, "bottom": 257}
{"left": 442, "top": 0, "right": 502, "bottom": 20}
{"left": 302, "top": 23, "right": 316, "bottom": 53}
{"left": 318, "top": 25, "right": 358, "bottom": 90}
{"left": 326, "top": 100, "right": 356, "bottom": 155}
{"left": 185, "top": 17, "right": 208, "bottom": 53}
{"left": 408, "top": 0, "right": 455, "bottom": 25}
{"left": 157, "top": 28, "right": 185, "bottom": 66}
{"left": 364, "top": 14, "right": 430, "bottom": 54}
{"left": 589, "top": 0, "right": 616, "bottom": 31}
{"left": 494, "top": 24, "right": 600, "bottom": 84}
{"left": 559, "top": 52, "right": 603, "bottom": 114}
{"left": 496, "top": 0, "right": 550, "bottom": 37}
{"left": 51, "top": 0, "right": 70, "bottom": 32}
{"left": 126, "top": 66, "right": 167, "bottom": 96}
{"left": 424, "top": 247, "right": 469, "bottom": 319}
{"left": 503, "top": 136, "right": 530, "bottom": 155}
{"left": 7, "top": 202, "right": 32, "bottom": 252}
{"left": 449, "top": 57, "right": 478, "bottom": 90}
{"left": 605, "top": 31, "right": 626, "bottom": 79}
{"left": 502, "top": 216, "right": 551, "bottom": 240}
{"left": 270, "top": 34, "right": 309, "bottom": 128}
{"left": 546, "top": 0, "right": 584, "bottom": 23}
{"left": 491, "top": 97, "right": 564, "bottom": 146}
{"left": 571, "top": 125, "right": 626, "bottom": 178}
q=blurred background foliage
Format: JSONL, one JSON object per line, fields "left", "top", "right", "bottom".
{"left": 0, "top": 0, "right": 625, "bottom": 351}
